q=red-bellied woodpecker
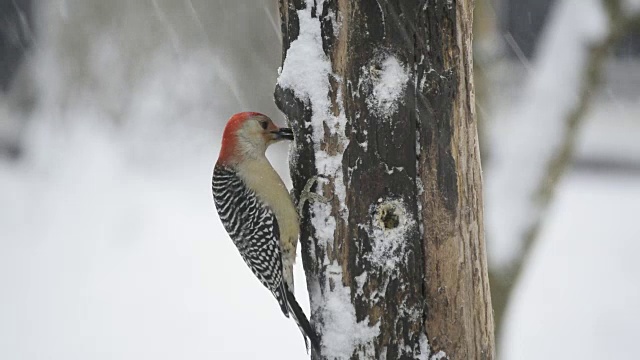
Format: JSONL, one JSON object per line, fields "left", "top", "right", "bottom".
{"left": 211, "top": 112, "right": 319, "bottom": 352}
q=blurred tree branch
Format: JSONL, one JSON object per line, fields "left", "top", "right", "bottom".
{"left": 490, "top": 0, "right": 640, "bottom": 342}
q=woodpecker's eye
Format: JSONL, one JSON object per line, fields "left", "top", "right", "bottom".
{"left": 259, "top": 121, "right": 269, "bottom": 130}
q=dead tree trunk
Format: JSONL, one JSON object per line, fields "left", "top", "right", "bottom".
{"left": 275, "top": 1, "right": 494, "bottom": 359}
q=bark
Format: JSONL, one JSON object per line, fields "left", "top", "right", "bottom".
{"left": 275, "top": 1, "right": 494, "bottom": 359}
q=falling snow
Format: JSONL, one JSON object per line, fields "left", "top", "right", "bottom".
{"left": 3, "top": 1, "right": 640, "bottom": 360}
{"left": 486, "top": 0, "right": 609, "bottom": 267}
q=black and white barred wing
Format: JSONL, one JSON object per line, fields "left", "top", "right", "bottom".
{"left": 212, "top": 165, "right": 288, "bottom": 316}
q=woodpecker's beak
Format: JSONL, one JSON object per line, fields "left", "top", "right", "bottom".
{"left": 273, "top": 127, "right": 294, "bottom": 141}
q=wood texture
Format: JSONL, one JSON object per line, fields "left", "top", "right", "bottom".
{"left": 275, "top": 1, "right": 495, "bottom": 359}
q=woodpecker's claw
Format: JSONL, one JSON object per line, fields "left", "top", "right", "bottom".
{"left": 297, "top": 175, "right": 331, "bottom": 216}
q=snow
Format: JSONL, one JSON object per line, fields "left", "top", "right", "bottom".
{"left": 486, "top": 0, "right": 609, "bottom": 268}
{"left": 309, "top": 198, "right": 336, "bottom": 268}
{"left": 430, "top": 351, "right": 448, "bottom": 360}
{"left": 277, "top": 0, "right": 349, "bottom": 210}
{"left": 501, "top": 173, "right": 640, "bottom": 359}
{"left": 415, "top": 333, "right": 431, "bottom": 360}
{"left": 319, "top": 264, "right": 380, "bottom": 360}
{"left": 277, "top": 1, "right": 381, "bottom": 358}
{"left": 4, "top": 1, "right": 640, "bottom": 359}
{"left": 354, "top": 271, "right": 368, "bottom": 296}
{"left": 0, "top": 2, "right": 310, "bottom": 359}
{"left": 575, "top": 100, "right": 640, "bottom": 164}
{"left": 276, "top": 0, "right": 348, "bottom": 207}
{"left": 276, "top": 0, "right": 332, "bottom": 139}
{"left": 366, "top": 199, "right": 415, "bottom": 272}
{"left": 365, "top": 56, "right": 409, "bottom": 117}
{"left": 0, "top": 122, "right": 312, "bottom": 360}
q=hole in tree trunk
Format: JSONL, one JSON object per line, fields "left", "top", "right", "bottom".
{"left": 381, "top": 207, "right": 399, "bottom": 229}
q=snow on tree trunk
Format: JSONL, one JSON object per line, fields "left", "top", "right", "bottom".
{"left": 275, "top": 1, "right": 495, "bottom": 359}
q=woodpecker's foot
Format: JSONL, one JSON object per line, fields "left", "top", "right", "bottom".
{"left": 297, "top": 175, "right": 330, "bottom": 215}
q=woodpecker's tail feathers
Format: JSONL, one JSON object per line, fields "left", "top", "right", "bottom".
{"left": 273, "top": 286, "right": 290, "bottom": 319}
{"left": 283, "top": 283, "right": 321, "bottom": 353}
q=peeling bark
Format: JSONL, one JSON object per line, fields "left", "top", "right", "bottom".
{"left": 276, "top": 1, "right": 495, "bottom": 359}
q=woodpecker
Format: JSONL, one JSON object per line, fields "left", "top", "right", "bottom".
{"left": 211, "top": 112, "right": 319, "bottom": 352}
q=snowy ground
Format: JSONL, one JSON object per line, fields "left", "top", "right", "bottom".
{"left": 502, "top": 173, "right": 640, "bottom": 359}
{"left": 490, "top": 61, "right": 640, "bottom": 357}
{"left": 2, "top": 1, "right": 640, "bottom": 359}
{"left": 0, "top": 121, "right": 311, "bottom": 359}
{"left": 2, "top": 96, "right": 639, "bottom": 360}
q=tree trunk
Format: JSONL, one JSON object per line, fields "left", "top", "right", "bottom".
{"left": 275, "top": 1, "right": 494, "bottom": 359}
